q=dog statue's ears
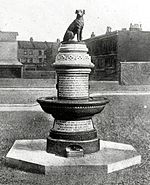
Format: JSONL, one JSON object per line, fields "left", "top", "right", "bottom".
{"left": 75, "top": 10, "right": 85, "bottom": 14}
{"left": 75, "top": 10, "right": 78, "bottom": 14}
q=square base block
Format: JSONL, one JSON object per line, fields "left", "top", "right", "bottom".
{"left": 6, "top": 139, "right": 141, "bottom": 175}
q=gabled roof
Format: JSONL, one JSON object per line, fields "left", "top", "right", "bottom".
{"left": 45, "top": 42, "right": 54, "bottom": 48}
{"left": 18, "top": 41, "right": 34, "bottom": 49}
{"left": 18, "top": 40, "right": 55, "bottom": 50}
{"left": 84, "top": 31, "right": 118, "bottom": 43}
{"left": 32, "top": 41, "right": 47, "bottom": 49}
{"left": 0, "top": 31, "right": 18, "bottom": 41}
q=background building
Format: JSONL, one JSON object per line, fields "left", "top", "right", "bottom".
{"left": 0, "top": 31, "right": 23, "bottom": 78}
{"left": 85, "top": 24, "right": 150, "bottom": 84}
{"left": 85, "top": 30, "right": 118, "bottom": 81}
{"left": 17, "top": 38, "right": 60, "bottom": 78}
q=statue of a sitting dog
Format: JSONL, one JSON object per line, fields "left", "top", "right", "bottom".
{"left": 63, "top": 10, "right": 85, "bottom": 42}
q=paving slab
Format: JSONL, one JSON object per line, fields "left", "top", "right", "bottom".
{"left": 6, "top": 139, "right": 141, "bottom": 175}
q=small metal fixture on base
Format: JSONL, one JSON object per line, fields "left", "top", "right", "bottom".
{"left": 37, "top": 41, "right": 109, "bottom": 157}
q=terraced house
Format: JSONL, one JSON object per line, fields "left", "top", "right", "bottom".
{"left": 18, "top": 38, "right": 60, "bottom": 78}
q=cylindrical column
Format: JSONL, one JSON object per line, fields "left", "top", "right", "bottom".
{"left": 57, "top": 69, "right": 90, "bottom": 99}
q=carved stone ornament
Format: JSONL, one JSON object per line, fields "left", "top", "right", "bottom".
{"left": 56, "top": 53, "right": 90, "bottom": 62}
{"left": 53, "top": 42, "right": 94, "bottom": 68}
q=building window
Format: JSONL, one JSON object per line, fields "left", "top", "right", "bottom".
{"left": 29, "top": 58, "right": 33, "bottom": 63}
{"left": 105, "top": 58, "right": 116, "bottom": 68}
{"left": 24, "top": 50, "right": 27, "bottom": 55}
{"left": 105, "top": 58, "right": 112, "bottom": 67}
{"left": 44, "top": 50, "right": 47, "bottom": 55}
{"left": 39, "top": 58, "right": 42, "bottom": 63}
{"left": 113, "top": 40, "right": 117, "bottom": 51}
{"left": 25, "top": 58, "right": 28, "bottom": 63}
{"left": 98, "top": 58, "right": 105, "bottom": 68}
{"left": 29, "top": 50, "right": 33, "bottom": 55}
{"left": 39, "top": 50, "right": 42, "bottom": 55}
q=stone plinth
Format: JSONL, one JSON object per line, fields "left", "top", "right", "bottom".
{"left": 120, "top": 61, "right": 150, "bottom": 85}
{"left": 6, "top": 139, "right": 141, "bottom": 175}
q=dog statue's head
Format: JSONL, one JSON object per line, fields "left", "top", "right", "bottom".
{"left": 75, "top": 9, "right": 85, "bottom": 17}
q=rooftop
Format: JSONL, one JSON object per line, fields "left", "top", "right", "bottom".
{"left": 18, "top": 40, "right": 57, "bottom": 49}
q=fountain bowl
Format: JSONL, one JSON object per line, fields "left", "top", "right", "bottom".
{"left": 37, "top": 96, "right": 109, "bottom": 120}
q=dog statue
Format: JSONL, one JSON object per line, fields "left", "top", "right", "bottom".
{"left": 63, "top": 10, "right": 85, "bottom": 42}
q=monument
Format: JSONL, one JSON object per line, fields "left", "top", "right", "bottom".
{"left": 37, "top": 9, "right": 109, "bottom": 157}
{"left": 6, "top": 10, "right": 141, "bottom": 176}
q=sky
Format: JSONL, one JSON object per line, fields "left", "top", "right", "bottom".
{"left": 0, "top": 0, "right": 150, "bottom": 42}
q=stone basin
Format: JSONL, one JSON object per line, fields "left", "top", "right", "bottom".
{"left": 37, "top": 96, "right": 109, "bottom": 120}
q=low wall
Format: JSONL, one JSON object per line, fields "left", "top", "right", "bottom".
{"left": 23, "top": 71, "right": 56, "bottom": 79}
{"left": 120, "top": 61, "right": 150, "bottom": 85}
{"left": 0, "top": 67, "right": 22, "bottom": 78}
{"left": 90, "top": 69, "right": 118, "bottom": 81}
{"left": 0, "top": 78, "right": 56, "bottom": 88}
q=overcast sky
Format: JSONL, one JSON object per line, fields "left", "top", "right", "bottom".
{"left": 0, "top": 0, "right": 150, "bottom": 42}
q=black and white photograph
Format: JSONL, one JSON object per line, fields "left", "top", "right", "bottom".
{"left": 0, "top": 0, "right": 150, "bottom": 184}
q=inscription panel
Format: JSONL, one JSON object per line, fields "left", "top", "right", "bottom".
{"left": 58, "top": 74, "right": 89, "bottom": 99}
{"left": 53, "top": 119, "right": 93, "bottom": 132}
